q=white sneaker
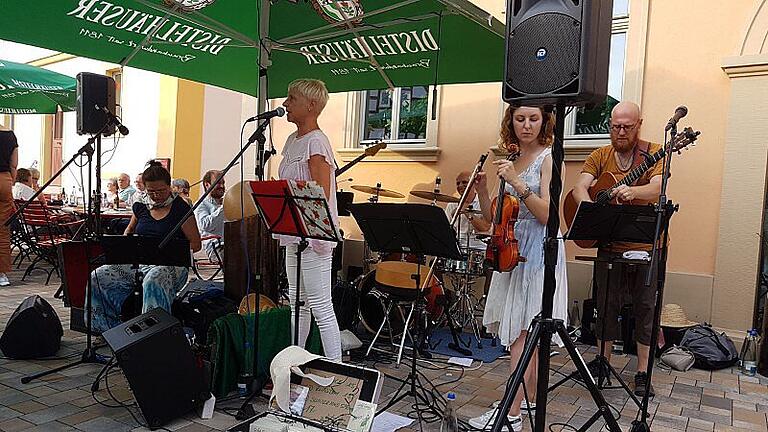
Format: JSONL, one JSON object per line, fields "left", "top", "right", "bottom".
{"left": 521, "top": 399, "right": 536, "bottom": 411}
{"left": 0, "top": 273, "right": 10, "bottom": 286}
{"left": 468, "top": 407, "right": 522, "bottom": 432}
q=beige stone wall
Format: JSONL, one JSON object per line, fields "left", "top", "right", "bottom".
{"left": 265, "top": 0, "right": 768, "bottom": 335}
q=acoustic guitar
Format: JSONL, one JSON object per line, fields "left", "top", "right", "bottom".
{"left": 335, "top": 141, "right": 387, "bottom": 177}
{"left": 563, "top": 127, "right": 700, "bottom": 248}
{"left": 336, "top": 141, "right": 386, "bottom": 215}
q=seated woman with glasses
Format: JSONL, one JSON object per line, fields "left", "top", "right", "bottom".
{"left": 90, "top": 162, "right": 201, "bottom": 333}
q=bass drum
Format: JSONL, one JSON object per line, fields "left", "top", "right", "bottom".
{"left": 357, "top": 269, "right": 444, "bottom": 337}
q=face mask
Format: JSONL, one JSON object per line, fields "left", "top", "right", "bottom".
{"left": 146, "top": 193, "right": 176, "bottom": 210}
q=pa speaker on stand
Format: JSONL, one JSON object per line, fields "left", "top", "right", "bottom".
{"left": 502, "top": 0, "right": 612, "bottom": 106}
{"left": 492, "top": 1, "right": 618, "bottom": 431}
{"left": 76, "top": 72, "right": 116, "bottom": 136}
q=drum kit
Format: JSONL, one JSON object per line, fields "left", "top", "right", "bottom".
{"left": 345, "top": 181, "right": 490, "bottom": 354}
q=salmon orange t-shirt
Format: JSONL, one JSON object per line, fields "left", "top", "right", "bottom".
{"left": 581, "top": 141, "right": 665, "bottom": 252}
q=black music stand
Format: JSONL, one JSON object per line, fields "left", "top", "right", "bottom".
{"left": 546, "top": 202, "right": 668, "bottom": 424}
{"left": 350, "top": 203, "right": 461, "bottom": 431}
{"left": 566, "top": 201, "right": 662, "bottom": 246}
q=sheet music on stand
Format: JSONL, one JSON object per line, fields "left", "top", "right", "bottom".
{"left": 250, "top": 180, "right": 341, "bottom": 243}
{"left": 349, "top": 203, "right": 461, "bottom": 260}
{"left": 566, "top": 201, "right": 667, "bottom": 245}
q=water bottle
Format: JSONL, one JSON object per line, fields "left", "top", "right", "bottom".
{"left": 440, "top": 392, "right": 458, "bottom": 432}
{"left": 570, "top": 300, "right": 581, "bottom": 329}
{"left": 742, "top": 330, "right": 758, "bottom": 376}
{"left": 70, "top": 186, "right": 77, "bottom": 206}
{"left": 739, "top": 330, "right": 750, "bottom": 368}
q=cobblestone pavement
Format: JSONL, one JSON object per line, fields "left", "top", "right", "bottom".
{"left": 0, "top": 262, "right": 766, "bottom": 432}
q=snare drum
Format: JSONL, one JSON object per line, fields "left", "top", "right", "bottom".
{"left": 438, "top": 247, "right": 486, "bottom": 276}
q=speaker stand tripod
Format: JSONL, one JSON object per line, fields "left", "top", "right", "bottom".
{"left": 491, "top": 103, "right": 621, "bottom": 432}
{"left": 15, "top": 121, "right": 118, "bottom": 384}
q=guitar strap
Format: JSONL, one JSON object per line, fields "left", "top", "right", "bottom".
{"left": 629, "top": 141, "right": 652, "bottom": 186}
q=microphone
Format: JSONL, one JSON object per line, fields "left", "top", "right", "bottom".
{"left": 94, "top": 104, "right": 129, "bottom": 135}
{"left": 246, "top": 107, "right": 286, "bottom": 123}
{"left": 665, "top": 106, "right": 688, "bottom": 131}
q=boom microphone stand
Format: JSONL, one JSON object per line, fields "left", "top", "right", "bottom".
{"left": 159, "top": 115, "right": 277, "bottom": 420}
{"left": 491, "top": 102, "right": 621, "bottom": 432}
{"left": 12, "top": 117, "right": 117, "bottom": 384}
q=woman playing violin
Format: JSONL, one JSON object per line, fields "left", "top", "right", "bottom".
{"left": 469, "top": 105, "right": 569, "bottom": 431}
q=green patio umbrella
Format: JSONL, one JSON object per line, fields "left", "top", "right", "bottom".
{"left": 0, "top": 59, "right": 77, "bottom": 114}
{"left": 0, "top": 0, "right": 504, "bottom": 97}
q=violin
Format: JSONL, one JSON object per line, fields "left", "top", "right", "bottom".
{"left": 486, "top": 146, "right": 525, "bottom": 272}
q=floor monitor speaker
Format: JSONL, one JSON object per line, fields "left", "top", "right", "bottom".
{"left": 103, "top": 308, "right": 207, "bottom": 429}
{"left": 0, "top": 295, "right": 62, "bottom": 359}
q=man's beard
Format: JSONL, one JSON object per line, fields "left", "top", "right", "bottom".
{"left": 612, "top": 138, "right": 635, "bottom": 153}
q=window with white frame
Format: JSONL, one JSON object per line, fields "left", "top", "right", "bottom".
{"left": 359, "top": 85, "right": 433, "bottom": 146}
{"left": 565, "top": 0, "right": 629, "bottom": 138}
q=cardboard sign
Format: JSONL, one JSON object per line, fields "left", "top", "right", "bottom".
{"left": 300, "top": 368, "right": 363, "bottom": 428}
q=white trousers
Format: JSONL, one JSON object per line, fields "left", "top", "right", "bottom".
{"left": 285, "top": 244, "right": 342, "bottom": 361}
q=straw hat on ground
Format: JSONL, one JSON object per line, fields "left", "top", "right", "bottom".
{"left": 660, "top": 303, "right": 697, "bottom": 328}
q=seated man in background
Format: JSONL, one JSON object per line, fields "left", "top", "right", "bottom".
{"left": 194, "top": 170, "right": 225, "bottom": 263}
{"left": 172, "top": 178, "right": 192, "bottom": 205}
{"left": 12, "top": 168, "right": 44, "bottom": 202}
{"left": 127, "top": 172, "right": 147, "bottom": 206}
{"left": 117, "top": 173, "right": 136, "bottom": 203}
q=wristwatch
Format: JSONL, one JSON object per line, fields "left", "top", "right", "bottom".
{"left": 519, "top": 185, "right": 533, "bottom": 201}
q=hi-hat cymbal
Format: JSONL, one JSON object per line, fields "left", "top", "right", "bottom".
{"left": 410, "top": 190, "right": 460, "bottom": 203}
{"left": 351, "top": 184, "right": 405, "bottom": 198}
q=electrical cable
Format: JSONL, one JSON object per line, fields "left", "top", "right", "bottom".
{"left": 89, "top": 359, "right": 173, "bottom": 432}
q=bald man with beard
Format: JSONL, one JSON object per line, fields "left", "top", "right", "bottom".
{"left": 571, "top": 101, "right": 664, "bottom": 398}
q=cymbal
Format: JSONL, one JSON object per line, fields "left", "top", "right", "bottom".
{"left": 351, "top": 184, "right": 405, "bottom": 199}
{"left": 410, "top": 190, "right": 460, "bottom": 203}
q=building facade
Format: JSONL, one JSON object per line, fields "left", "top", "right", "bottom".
{"left": 3, "top": 0, "right": 768, "bottom": 339}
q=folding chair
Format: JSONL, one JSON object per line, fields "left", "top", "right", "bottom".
{"left": 17, "top": 200, "right": 84, "bottom": 284}
{"left": 192, "top": 235, "right": 223, "bottom": 280}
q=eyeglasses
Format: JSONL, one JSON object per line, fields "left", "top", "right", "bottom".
{"left": 146, "top": 188, "right": 169, "bottom": 196}
{"left": 609, "top": 123, "right": 638, "bottom": 132}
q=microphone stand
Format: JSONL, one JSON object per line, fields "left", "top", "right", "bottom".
{"left": 158, "top": 117, "right": 273, "bottom": 420}
{"left": 159, "top": 119, "right": 270, "bottom": 249}
{"left": 630, "top": 116, "right": 679, "bottom": 432}
{"left": 13, "top": 119, "right": 116, "bottom": 384}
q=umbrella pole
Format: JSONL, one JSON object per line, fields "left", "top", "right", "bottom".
{"left": 233, "top": 0, "right": 272, "bottom": 421}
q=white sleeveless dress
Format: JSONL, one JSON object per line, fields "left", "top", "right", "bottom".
{"left": 482, "top": 147, "right": 569, "bottom": 347}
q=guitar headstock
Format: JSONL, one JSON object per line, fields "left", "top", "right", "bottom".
{"left": 671, "top": 127, "right": 701, "bottom": 153}
{"left": 364, "top": 141, "right": 387, "bottom": 157}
